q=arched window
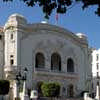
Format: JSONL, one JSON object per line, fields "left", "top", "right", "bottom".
{"left": 51, "top": 53, "right": 61, "bottom": 71}
{"left": 67, "top": 84, "right": 74, "bottom": 97}
{"left": 67, "top": 58, "right": 74, "bottom": 72}
{"left": 35, "top": 53, "right": 45, "bottom": 68}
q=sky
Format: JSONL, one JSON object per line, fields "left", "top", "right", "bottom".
{"left": 0, "top": 0, "right": 100, "bottom": 49}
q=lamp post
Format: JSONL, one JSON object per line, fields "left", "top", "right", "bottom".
{"left": 22, "top": 67, "right": 28, "bottom": 94}
{"left": 15, "top": 67, "right": 28, "bottom": 100}
{"left": 22, "top": 67, "right": 29, "bottom": 100}
{"left": 15, "top": 72, "right": 22, "bottom": 99}
{"left": 23, "top": 68, "right": 28, "bottom": 80}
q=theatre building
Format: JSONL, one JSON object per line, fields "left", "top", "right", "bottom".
{"left": 0, "top": 14, "right": 92, "bottom": 100}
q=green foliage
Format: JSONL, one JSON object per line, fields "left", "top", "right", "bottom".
{"left": 41, "top": 82, "right": 60, "bottom": 97}
{"left": 0, "top": 80, "right": 10, "bottom": 95}
{"left": 3, "top": 0, "right": 100, "bottom": 18}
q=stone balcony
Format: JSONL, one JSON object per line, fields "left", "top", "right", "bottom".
{"left": 4, "top": 66, "right": 79, "bottom": 80}
{"left": 34, "top": 68, "right": 79, "bottom": 80}
{"left": 4, "top": 65, "right": 18, "bottom": 72}
{"left": 4, "top": 65, "right": 18, "bottom": 79}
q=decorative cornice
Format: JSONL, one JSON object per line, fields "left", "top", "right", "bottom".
{"left": 4, "top": 22, "right": 88, "bottom": 48}
{"left": 23, "top": 23, "right": 88, "bottom": 48}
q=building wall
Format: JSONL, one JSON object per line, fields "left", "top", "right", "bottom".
{"left": 92, "top": 49, "right": 100, "bottom": 93}
{"left": 92, "top": 49, "right": 100, "bottom": 77}
{"left": 20, "top": 29, "right": 87, "bottom": 93}
{"left": 19, "top": 24, "right": 90, "bottom": 96}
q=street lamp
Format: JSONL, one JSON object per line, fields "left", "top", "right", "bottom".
{"left": 15, "top": 67, "right": 28, "bottom": 100}
{"left": 22, "top": 68, "right": 29, "bottom": 100}
{"left": 15, "top": 72, "right": 22, "bottom": 99}
{"left": 16, "top": 72, "right": 21, "bottom": 84}
{"left": 22, "top": 68, "right": 28, "bottom": 81}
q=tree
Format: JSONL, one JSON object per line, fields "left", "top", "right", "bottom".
{"left": 41, "top": 82, "right": 60, "bottom": 97}
{"left": 3, "top": 0, "right": 100, "bottom": 18}
{"left": 0, "top": 80, "right": 10, "bottom": 95}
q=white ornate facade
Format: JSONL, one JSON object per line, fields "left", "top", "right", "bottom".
{"left": 91, "top": 49, "right": 100, "bottom": 94}
{"left": 0, "top": 13, "right": 92, "bottom": 100}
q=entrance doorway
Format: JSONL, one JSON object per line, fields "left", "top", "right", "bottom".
{"left": 68, "top": 84, "right": 74, "bottom": 97}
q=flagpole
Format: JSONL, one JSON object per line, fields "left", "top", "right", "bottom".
{"left": 55, "top": 0, "right": 58, "bottom": 25}
{"left": 55, "top": 13, "right": 58, "bottom": 25}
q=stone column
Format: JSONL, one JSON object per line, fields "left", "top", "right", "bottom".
{"left": 13, "top": 81, "right": 19, "bottom": 99}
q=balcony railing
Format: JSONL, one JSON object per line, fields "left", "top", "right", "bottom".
{"left": 4, "top": 66, "right": 79, "bottom": 79}
{"left": 4, "top": 65, "right": 19, "bottom": 73}
{"left": 35, "top": 67, "right": 49, "bottom": 72}
{"left": 34, "top": 67, "right": 79, "bottom": 79}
